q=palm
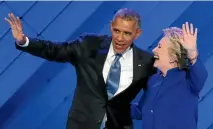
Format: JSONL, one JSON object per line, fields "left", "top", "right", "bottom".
{"left": 181, "top": 22, "right": 198, "bottom": 51}
{"left": 5, "top": 13, "right": 25, "bottom": 42}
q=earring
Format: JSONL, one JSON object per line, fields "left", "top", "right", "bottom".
{"left": 169, "top": 60, "right": 175, "bottom": 63}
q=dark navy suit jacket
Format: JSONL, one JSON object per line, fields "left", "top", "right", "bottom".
{"left": 131, "top": 57, "right": 208, "bottom": 129}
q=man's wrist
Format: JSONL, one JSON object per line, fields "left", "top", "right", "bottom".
{"left": 16, "top": 36, "right": 27, "bottom": 45}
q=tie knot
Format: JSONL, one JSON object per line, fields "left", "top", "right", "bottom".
{"left": 114, "top": 53, "right": 122, "bottom": 60}
{"left": 115, "top": 53, "right": 122, "bottom": 57}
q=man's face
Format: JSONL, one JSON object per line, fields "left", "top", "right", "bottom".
{"left": 110, "top": 17, "right": 141, "bottom": 54}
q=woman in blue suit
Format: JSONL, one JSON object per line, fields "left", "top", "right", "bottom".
{"left": 131, "top": 22, "right": 208, "bottom": 129}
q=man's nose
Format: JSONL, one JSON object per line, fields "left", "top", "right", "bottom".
{"left": 117, "top": 34, "right": 124, "bottom": 41}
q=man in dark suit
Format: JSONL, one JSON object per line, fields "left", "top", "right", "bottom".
{"left": 5, "top": 8, "right": 154, "bottom": 129}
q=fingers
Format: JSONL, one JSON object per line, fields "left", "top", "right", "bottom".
{"left": 5, "top": 13, "right": 14, "bottom": 26}
{"left": 183, "top": 22, "right": 198, "bottom": 36}
{"left": 16, "top": 16, "right": 22, "bottom": 27}
{"left": 5, "top": 13, "right": 23, "bottom": 31}
{"left": 190, "top": 23, "right": 193, "bottom": 35}
{"left": 10, "top": 13, "right": 19, "bottom": 27}
{"left": 4, "top": 17, "right": 13, "bottom": 25}
{"left": 194, "top": 28, "right": 198, "bottom": 37}
{"left": 185, "top": 22, "right": 190, "bottom": 34}
{"left": 182, "top": 24, "right": 186, "bottom": 36}
{"left": 9, "top": 13, "right": 16, "bottom": 21}
{"left": 8, "top": 13, "right": 15, "bottom": 25}
{"left": 5, "top": 13, "right": 20, "bottom": 25}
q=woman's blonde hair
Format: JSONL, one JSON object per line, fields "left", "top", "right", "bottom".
{"left": 163, "top": 27, "right": 188, "bottom": 70}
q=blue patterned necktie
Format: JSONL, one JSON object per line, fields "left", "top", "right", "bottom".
{"left": 106, "top": 53, "right": 122, "bottom": 99}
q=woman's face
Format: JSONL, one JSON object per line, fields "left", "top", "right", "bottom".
{"left": 152, "top": 37, "right": 172, "bottom": 68}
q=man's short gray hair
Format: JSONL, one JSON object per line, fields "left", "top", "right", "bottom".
{"left": 113, "top": 8, "right": 141, "bottom": 28}
{"left": 163, "top": 27, "right": 188, "bottom": 70}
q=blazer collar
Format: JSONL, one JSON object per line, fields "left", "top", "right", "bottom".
{"left": 95, "top": 36, "right": 112, "bottom": 71}
{"left": 132, "top": 45, "right": 145, "bottom": 82}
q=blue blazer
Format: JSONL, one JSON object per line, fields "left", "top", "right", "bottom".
{"left": 131, "top": 57, "right": 208, "bottom": 129}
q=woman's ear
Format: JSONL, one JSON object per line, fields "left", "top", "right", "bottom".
{"left": 169, "top": 56, "right": 177, "bottom": 64}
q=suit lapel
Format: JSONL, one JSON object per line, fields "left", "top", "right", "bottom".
{"left": 132, "top": 45, "right": 145, "bottom": 83}
{"left": 93, "top": 36, "right": 111, "bottom": 100}
{"left": 117, "top": 45, "right": 147, "bottom": 95}
{"left": 95, "top": 36, "right": 111, "bottom": 72}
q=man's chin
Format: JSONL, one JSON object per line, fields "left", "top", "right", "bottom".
{"left": 114, "top": 47, "right": 125, "bottom": 54}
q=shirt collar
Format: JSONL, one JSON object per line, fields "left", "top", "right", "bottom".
{"left": 108, "top": 42, "right": 132, "bottom": 60}
{"left": 157, "top": 67, "right": 184, "bottom": 77}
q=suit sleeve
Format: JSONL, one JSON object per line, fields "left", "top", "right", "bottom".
{"left": 131, "top": 102, "right": 142, "bottom": 120}
{"left": 131, "top": 91, "right": 147, "bottom": 120}
{"left": 131, "top": 54, "right": 155, "bottom": 120}
{"left": 188, "top": 56, "right": 208, "bottom": 95}
{"left": 15, "top": 34, "right": 88, "bottom": 65}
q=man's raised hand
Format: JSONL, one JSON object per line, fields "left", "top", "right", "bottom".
{"left": 5, "top": 13, "right": 26, "bottom": 44}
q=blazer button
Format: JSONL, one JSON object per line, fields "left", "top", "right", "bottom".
{"left": 96, "top": 120, "right": 102, "bottom": 123}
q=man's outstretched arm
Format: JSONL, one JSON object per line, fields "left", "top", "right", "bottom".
{"left": 5, "top": 13, "right": 86, "bottom": 64}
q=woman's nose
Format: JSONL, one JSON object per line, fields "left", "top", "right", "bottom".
{"left": 152, "top": 47, "right": 157, "bottom": 53}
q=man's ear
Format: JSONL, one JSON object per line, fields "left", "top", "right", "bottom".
{"left": 110, "top": 20, "right": 114, "bottom": 31}
{"left": 135, "top": 28, "right": 142, "bottom": 39}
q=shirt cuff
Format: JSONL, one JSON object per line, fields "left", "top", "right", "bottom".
{"left": 17, "top": 37, "right": 29, "bottom": 47}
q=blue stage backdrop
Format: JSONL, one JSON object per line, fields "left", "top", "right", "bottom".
{"left": 0, "top": 1, "right": 212, "bottom": 129}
